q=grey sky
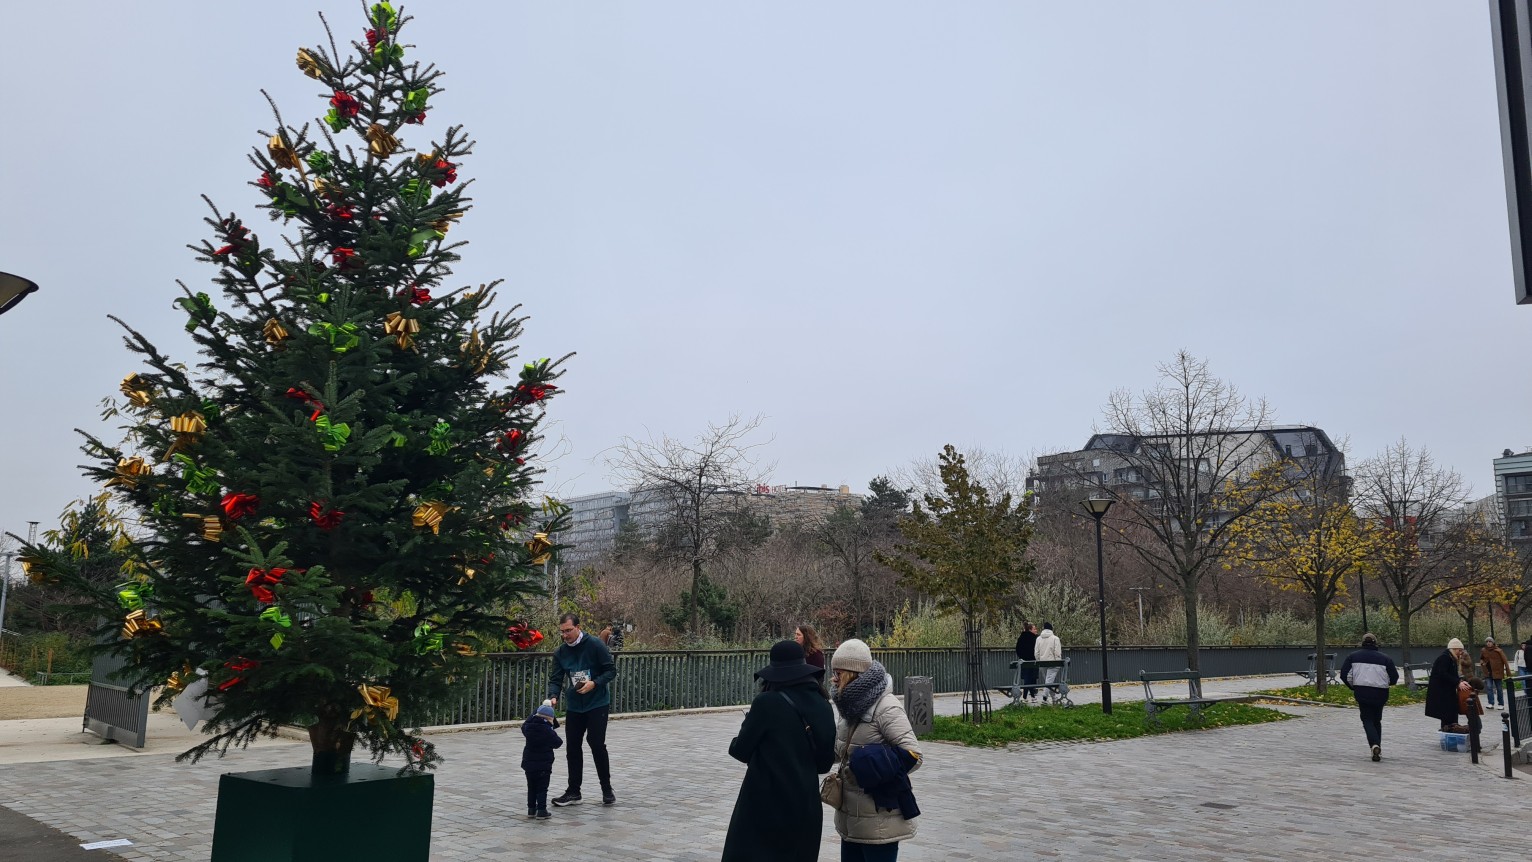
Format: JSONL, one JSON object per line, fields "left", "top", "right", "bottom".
{"left": 1, "top": 2, "right": 1525, "bottom": 541}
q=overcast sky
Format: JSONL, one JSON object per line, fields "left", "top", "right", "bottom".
{"left": 1, "top": 1, "right": 1526, "bottom": 544}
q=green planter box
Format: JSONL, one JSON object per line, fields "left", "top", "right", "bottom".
{"left": 210, "top": 763, "right": 433, "bottom": 862}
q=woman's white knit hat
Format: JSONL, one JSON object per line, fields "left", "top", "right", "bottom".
{"left": 1448, "top": 638, "right": 1465, "bottom": 651}
{"left": 831, "top": 638, "right": 873, "bottom": 672}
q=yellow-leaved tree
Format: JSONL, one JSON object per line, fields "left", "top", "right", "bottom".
{"left": 1228, "top": 461, "right": 1375, "bottom": 693}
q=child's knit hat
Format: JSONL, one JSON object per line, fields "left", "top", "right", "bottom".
{"left": 536, "top": 703, "right": 556, "bottom": 719}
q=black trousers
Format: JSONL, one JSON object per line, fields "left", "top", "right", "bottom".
{"left": 564, "top": 706, "right": 611, "bottom": 793}
{"left": 1358, "top": 700, "right": 1384, "bottom": 746}
{"left": 524, "top": 768, "right": 551, "bottom": 812}
{"left": 1021, "top": 668, "right": 1039, "bottom": 698}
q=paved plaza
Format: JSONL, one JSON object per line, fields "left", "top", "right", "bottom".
{"left": 0, "top": 676, "right": 1520, "bottom": 861}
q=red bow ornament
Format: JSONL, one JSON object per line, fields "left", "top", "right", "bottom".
{"left": 221, "top": 492, "right": 260, "bottom": 521}
{"left": 245, "top": 567, "right": 288, "bottom": 604}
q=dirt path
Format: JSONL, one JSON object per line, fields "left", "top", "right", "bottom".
{"left": 0, "top": 686, "right": 87, "bottom": 720}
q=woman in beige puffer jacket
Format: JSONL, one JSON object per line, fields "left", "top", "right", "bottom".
{"left": 829, "top": 639, "right": 920, "bottom": 860}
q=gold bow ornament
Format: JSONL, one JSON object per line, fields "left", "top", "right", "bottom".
{"left": 263, "top": 318, "right": 290, "bottom": 346}
{"left": 384, "top": 312, "right": 421, "bottom": 350}
{"left": 526, "top": 533, "right": 553, "bottom": 565}
{"left": 412, "top": 501, "right": 450, "bottom": 534}
{"left": 120, "top": 374, "right": 154, "bottom": 408}
{"left": 295, "top": 48, "right": 324, "bottom": 79}
{"left": 106, "top": 456, "right": 153, "bottom": 489}
{"left": 183, "top": 513, "right": 223, "bottom": 542}
{"left": 365, "top": 124, "right": 401, "bottom": 159}
{"left": 351, "top": 684, "right": 400, "bottom": 723}
{"left": 122, "top": 609, "right": 164, "bottom": 640}
{"left": 268, "top": 135, "right": 300, "bottom": 170}
{"left": 165, "top": 411, "right": 207, "bottom": 459}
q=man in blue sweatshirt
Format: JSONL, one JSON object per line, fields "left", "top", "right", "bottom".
{"left": 547, "top": 613, "right": 618, "bottom": 806}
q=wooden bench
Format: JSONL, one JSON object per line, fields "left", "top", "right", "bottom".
{"left": 1402, "top": 662, "right": 1432, "bottom": 691}
{"left": 1139, "top": 670, "right": 1231, "bottom": 726}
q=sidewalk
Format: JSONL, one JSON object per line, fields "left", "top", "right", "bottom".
{"left": 0, "top": 805, "right": 122, "bottom": 862}
{"left": 0, "top": 668, "right": 31, "bottom": 687}
{"left": 0, "top": 673, "right": 1518, "bottom": 861}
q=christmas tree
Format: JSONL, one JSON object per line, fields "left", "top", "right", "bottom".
{"left": 20, "top": 3, "right": 568, "bottom": 775}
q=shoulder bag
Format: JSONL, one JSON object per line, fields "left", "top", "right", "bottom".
{"left": 820, "top": 717, "right": 859, "bottom": 809}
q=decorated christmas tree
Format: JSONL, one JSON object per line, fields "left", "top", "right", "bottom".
{"left": 20, "top": 3, "right": 567, "bottom": 775}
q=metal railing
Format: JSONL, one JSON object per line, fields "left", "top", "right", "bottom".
{"left": 424, "top": 644, "right": 1427, "bottom": 727}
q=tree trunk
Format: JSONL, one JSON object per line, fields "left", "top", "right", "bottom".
{"left": 1399, "top": 608, "right": 1414, "bottom": 668}
{"left": 1464, "top": 607, "right": 1477, "bottom": 656}
{"left": 1313, "top": 594, "right": 1328, "bottom": 695}
{"left": 1182, "top": 580, "right": 1201, "bottom": 672}
{"left": 690, "top": 557, "right": 703, "bottom": 636}
{"left": 308, "top": 711, "right": 355, "bottom": 778}
{"left": 962, "top": 612, "right": 990, "bottom": 725}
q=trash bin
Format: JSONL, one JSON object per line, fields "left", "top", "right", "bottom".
{"left": 904, "top": 676, "right": 933, "bottom": 736}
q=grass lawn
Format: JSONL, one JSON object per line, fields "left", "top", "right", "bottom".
{"left": 921, "top": 700, "right": 1292, "bottom": 747}
{"left": 1252, "top": 684, "right": 1427, "bottom": 707}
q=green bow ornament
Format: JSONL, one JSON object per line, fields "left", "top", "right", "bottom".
{"left": 412, "top": 622, "right": 445, "bottom": 655}
{"left": 117, "top": 581, "right": 154, "bottom": 611}
{"left": 427, "top": 421, "right": 453, "bottom": 456}
{"left": 175, "top": 293, "right": 216, "bottom": 333}
{"left": 308, "top": 321, "right": 360, "bottom": 353}
{"left": 314, "top": 415, "right": 352, "bottom": 452}
{"left": 260, "top": 606, "right": 293, "bottom": 650}
{"left": 172, "top": 453, "right": 220, "bottom": 496}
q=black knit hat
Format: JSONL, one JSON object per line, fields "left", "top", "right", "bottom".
{"left": 755, "top": 640, "right": 823, "bottom": 683}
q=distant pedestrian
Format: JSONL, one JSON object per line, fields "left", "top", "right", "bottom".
{"left": 1014, "top": 622, "right": 1039, "bottom": 703}
{"left": 721, "top": 640, "right": 835, "bottom": 862}
{"left": 521, "top": 702, "right": 562, "bottom": 820}
{"left": 1516, "top": 639, "right": 1530, "bottom": 677}
{"left": 1338, "top": 633, "right": 1398, "bottom": 762}
{"left": 1425, "top": 638, "right": 1472, "bottom": 732}
{"left": 795, "top": 624, "right": 826, "bottom": 671}
{"left": 1034, "top": 622, "right": 1063, "bottom": 688}
{"left": 1479, "top": 638, "right": 1510, "bottom": 710}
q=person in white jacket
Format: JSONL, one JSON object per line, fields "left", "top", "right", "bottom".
{"left": 1034, "top": 623, "right": 1063, "bottom": 687}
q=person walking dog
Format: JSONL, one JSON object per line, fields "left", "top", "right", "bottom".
{"left": 1338, "top": 633, "right": 1398, "bottom": 761}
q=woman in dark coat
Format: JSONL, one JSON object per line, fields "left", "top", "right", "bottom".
{"left": 1425, "top": 638, "right": 1470, "bottom": 730}
{"left": 721, "top": 640, "right": 836, "bottom": 862}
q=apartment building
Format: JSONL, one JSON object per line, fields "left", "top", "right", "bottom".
{"left": 1027, "top": 425, "right": 1345, "bottom": 507}
{"left": 1495, "top": 449, "right": 1532, "bottom": 544}
{"left": 560, "top": 483, "right": 861, "bottom": 564}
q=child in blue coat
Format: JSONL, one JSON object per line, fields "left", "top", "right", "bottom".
{"left": 522, "top": 702, "right": 563, "bottom": 819}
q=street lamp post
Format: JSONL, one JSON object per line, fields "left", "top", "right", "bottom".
{"left": 1082, "top": 496, "right": 1115, "bottom": 714}
{"left": 0, "top": 271, "right": 40, "bottom": 316}
{"left": 0, "top": 552, "right": 12, "bottom": 643}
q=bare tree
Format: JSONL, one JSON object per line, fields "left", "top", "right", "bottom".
{"left": 1353, "top": 439, "right": 1472, "bottom": 665}
{"left": 814, "top": 476, "right": 910, "bottom": 636}
{"left": 1090, "top": 351, "right": 1295, "bottom": 671}
{"left": 896, "top": 447, "right": 1032, "bottom": 500}
{"left": 606, "top": 415, "right": 771, "bottom": 636}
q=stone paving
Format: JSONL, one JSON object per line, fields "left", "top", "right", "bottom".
{"left": 0, "top": 675, "right": 1519, "bottom": 861}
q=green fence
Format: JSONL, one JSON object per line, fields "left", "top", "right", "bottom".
{"left": 425, "top": 644, "right": 1378, "bottom": 727}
